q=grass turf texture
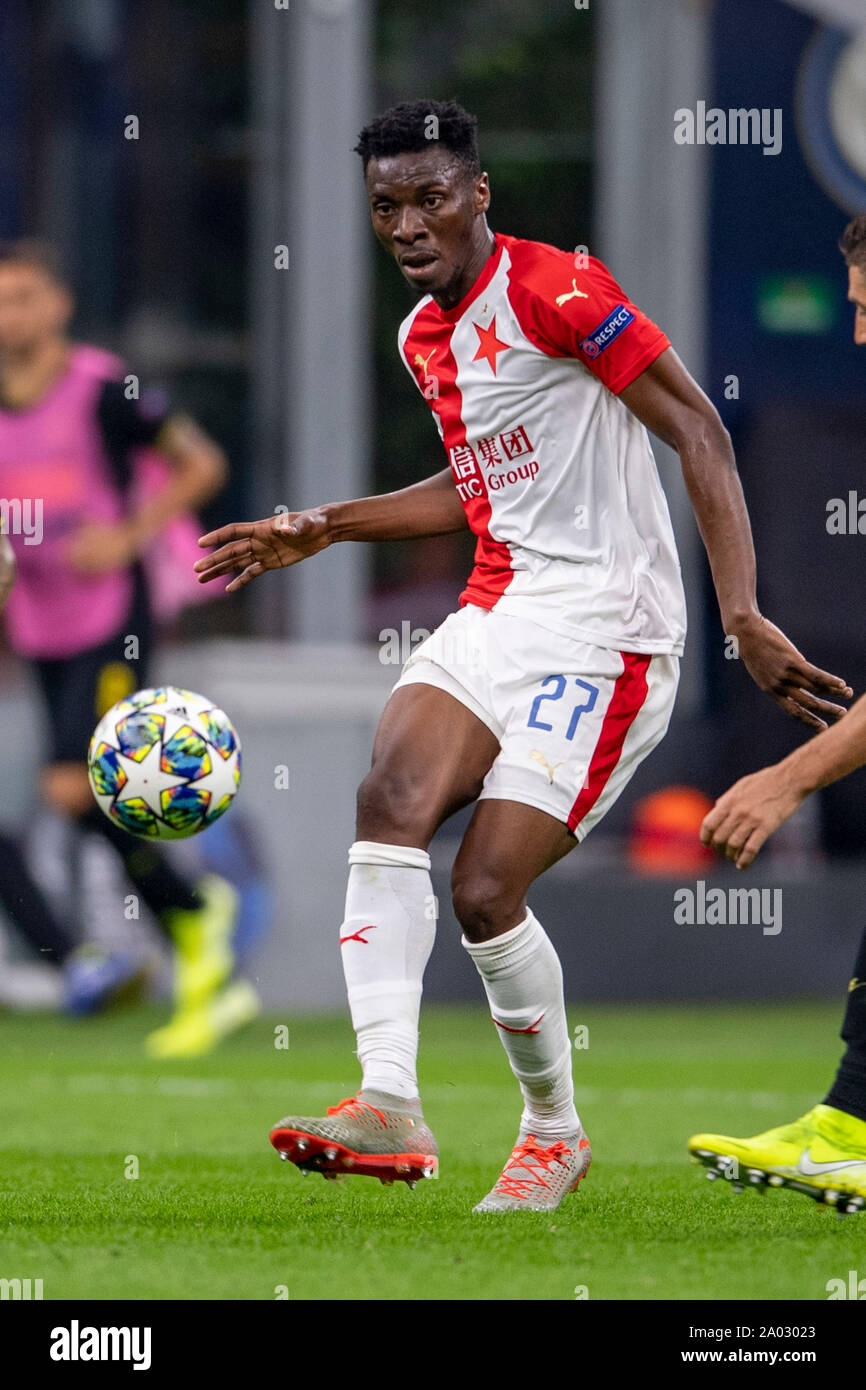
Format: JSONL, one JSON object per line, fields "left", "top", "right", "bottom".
{"left": 0, "top": 1002, "right": 860, "bottom": 1301}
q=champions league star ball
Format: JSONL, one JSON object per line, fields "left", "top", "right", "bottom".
{"left": 87, "top": 686, "right": 241, "bottom": 840}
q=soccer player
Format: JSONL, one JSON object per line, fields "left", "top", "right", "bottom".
{"left": 688, "top": 214, "right": 866, "bottom": 1215}
{"left": 196, "top": 101, "right": 850, "bottom": 1211}
{"left": 0, "top": 239, "right": 249, "bottom": 1053}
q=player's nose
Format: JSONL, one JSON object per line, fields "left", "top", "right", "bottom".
{"left": 393, "top": 209, "right": 427, "bottom": 245}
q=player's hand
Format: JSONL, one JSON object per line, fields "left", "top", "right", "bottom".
{"left": 194, "top": 509, "right": 332, "bottom": 592}
{"left": 733, "top": 614, "right": 851, "bottom": 730}
{"left": 700, "top": 764, "right": 807, "bottom": 870}
{"left": 66, "top": 521, "right": 139, "bottom": 574}
{"left": 0, "top": 532, "right": 15, "bottom": 612}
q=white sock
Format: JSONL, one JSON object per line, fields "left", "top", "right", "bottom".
{"left": 340, "top": 840, "right": 436, "bottom": 1102}
{"left": 463, "top": 908, "right": 579, "bottom": 1142}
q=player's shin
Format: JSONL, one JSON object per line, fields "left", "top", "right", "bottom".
{"left": 463, "top": 908, "right": 579, "bottom": 1142}
{"left": 340, "top": 841, "right": 436, "bottom": 1103}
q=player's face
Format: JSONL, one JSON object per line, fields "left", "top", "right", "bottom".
{"left": 365, "top": 150, "right": 490, "bottom": 300}
{"left": 0, "top": 263, "right": 72, "bottom": 355}
{"left": 847, "top": 265, "right": 866, "bottom": 346}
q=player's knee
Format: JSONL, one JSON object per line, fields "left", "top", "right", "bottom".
{"left": 355, "top": 765, "right": 431, "bottom": 845}
{"left": 451, "top": 867, "right": 523, "bottom": 943}
{"left": 41, "top": 762, "right": 93, "bottom": 818}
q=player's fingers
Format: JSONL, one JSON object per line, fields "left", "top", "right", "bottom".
{"left": 197, "top": 522, "right": 254, "bottom": 549}
{"left": 194, "top": 540, "right": 253, "bottom": 574}
{"left": 782, "top": 687, "right": 848, "bottom": 722}
{"left": 777, "top": 693, "right": 826, "bottom": 731}
{"left": 196, "top": 555, "right": 251, "bottom": 583}
{"left": 700, "top": 803, "right": 731, "bottom": 844}
{"left": 699, "top": 814, "right": 716, "bottom": 845}
{"left": 735, "top": 827, "right": 769, "bottom": 870}
{"left": 786, "top": 661, "right": 852, "bottom": 699}
{"left": 224, "top": 562, "right": 264, "bottom": 594}
{"left": 704, "top": 808, "right": 740, "bottom": 853}
{"left": 721, "top": 823, "right": 753, "bottom": 862}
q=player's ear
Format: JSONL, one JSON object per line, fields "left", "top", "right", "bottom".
{"left": 474, "top": 172, "right": 491, "bottom": 215}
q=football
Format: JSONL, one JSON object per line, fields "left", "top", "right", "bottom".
{"left": 87, "top": 686, "right": 242, "bottom": 840}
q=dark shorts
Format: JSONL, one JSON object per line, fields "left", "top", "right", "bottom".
{"left": 32, "top": 567, "right": 153, "bottom": 764}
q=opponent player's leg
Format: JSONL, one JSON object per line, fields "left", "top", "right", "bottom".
{"left": 0, "top": 828, "right": 79, "bottom": 965}
{"left": 688, "top": 922, "right": 866, "bottom": 1213}
{"left": 270, "top": 681, "right": 501, "bottom": 1184}
{"left": 825, "top": 926, "right": 866, "bottom": 1125}
{"left": 452, "top": 799, "right": 591, "bottom": 1211}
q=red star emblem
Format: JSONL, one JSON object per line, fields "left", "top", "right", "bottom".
{"left": 472, "top": 316, "right": 511, "bottom": 374}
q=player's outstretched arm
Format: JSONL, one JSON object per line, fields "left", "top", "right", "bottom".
{"left": 701, "top": 690, "right": 866, "bottom": 869}
{"left": 195, "top": 467, "right": 467, "bottom": 592}
{"left": 619, "top": 348, "right": 852, "bottom": 730}
{"left": 0, "top": 531, "right": 15, "bottom": 613}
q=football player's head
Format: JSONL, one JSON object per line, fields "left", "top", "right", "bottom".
{"left": 357, "top": 100, "right": 491, "bottom": 303}
{"left": 0, "top": 240, "right": 73, "bottom": 357}
{"left": 839, "top": 214, "right": 866, "bottom": 346}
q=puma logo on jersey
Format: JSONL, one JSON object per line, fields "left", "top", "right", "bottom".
{"left": 530, "top": 749, "right": 564, "bottom": 784}
{"left": 339, "top": 925, "right": 378, "bottom": 947}
{"left": 849, "top": 978, "right": 866, "bottom": 993}
{"left": 413, "top": 349, "right": 436, "bottom": 376}
{"left": 555, "top": 278, "right": 589, "bottom": 306}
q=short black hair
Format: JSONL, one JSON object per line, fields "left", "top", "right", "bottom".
{"left": 839, "top": 214, "right": 866, "bottom": 271}
{"left": 0, "top": 238, "right": 67, "bottom": 285}
{"left": 355, "top": 99, "right": 480, "bottom": 178}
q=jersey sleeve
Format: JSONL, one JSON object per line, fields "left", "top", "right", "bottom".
{"left": 509, "top": 251, "right": 670, "bottom": 395}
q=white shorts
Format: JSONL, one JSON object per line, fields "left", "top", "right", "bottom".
{"left": 391, "top": 604, "right": 679, "bottom": 840}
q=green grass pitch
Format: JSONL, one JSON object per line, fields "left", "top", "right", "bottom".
{"left": 0, "top": 1001, "right": 861, "bottom": 1301}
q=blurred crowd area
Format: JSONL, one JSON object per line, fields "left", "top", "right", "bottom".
{"left": 1, "top": 0, "right": 865, "bottom": 860}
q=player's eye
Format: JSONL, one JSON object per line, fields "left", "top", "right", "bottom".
{"left": 423, "top": 195, "right": 443, "bottom": 209}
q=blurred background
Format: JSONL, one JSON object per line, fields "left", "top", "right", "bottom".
{"left": 1, "top": 0, "right": 865, "bottom": 1011}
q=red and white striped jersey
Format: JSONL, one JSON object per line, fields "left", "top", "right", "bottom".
{"left": 397, "top": 232, "right": 687, "bottom": 656}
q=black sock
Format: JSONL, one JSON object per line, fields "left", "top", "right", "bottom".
{"left": 0, "top": 830, "right": 77, "bottom": 964}
{"left": 80, "top": 807, "right": 202, "bottom": 928}
{"left": 823, "top": 921, "right": 866, "bottom": 1125}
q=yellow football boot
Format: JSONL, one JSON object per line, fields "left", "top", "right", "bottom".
{"left": 689, "top": 1104, "right": 866, "bottom": 1213}
{"left": 145, "top": 979, "right": 261, "bottom": 1058}
{"left": 165, "top": 874, "right": 238, "bottom": 1014}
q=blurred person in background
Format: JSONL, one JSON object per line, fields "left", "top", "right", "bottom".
{"left": 0, "top": 238, "right": 257, "bottom": 1055}
{"left": 689, "top": 213, "right": 866, "bottom": 1215}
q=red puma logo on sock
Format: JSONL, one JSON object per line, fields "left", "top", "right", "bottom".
{"left": 339, "top": 925, "right": 378, "bottom": 946}
{"left": 492, "top": 1011, "right": 546, "bottom": 1035}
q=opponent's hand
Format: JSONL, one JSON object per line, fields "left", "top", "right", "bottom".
{"left": 66, "top": 520, "right": 139, "bottom": 574}
{"left": 700, "top": 764, "right": 807, "bottom": 870}
{"left": 733, "top": 614, "right": 851, "bottom": 730}
{"left": 194, "top": 509, "right": 331, "bottom": 592}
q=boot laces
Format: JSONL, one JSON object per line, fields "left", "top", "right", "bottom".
{"left": 495, "top": 1134, "right": 574, "bottom": 1199}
